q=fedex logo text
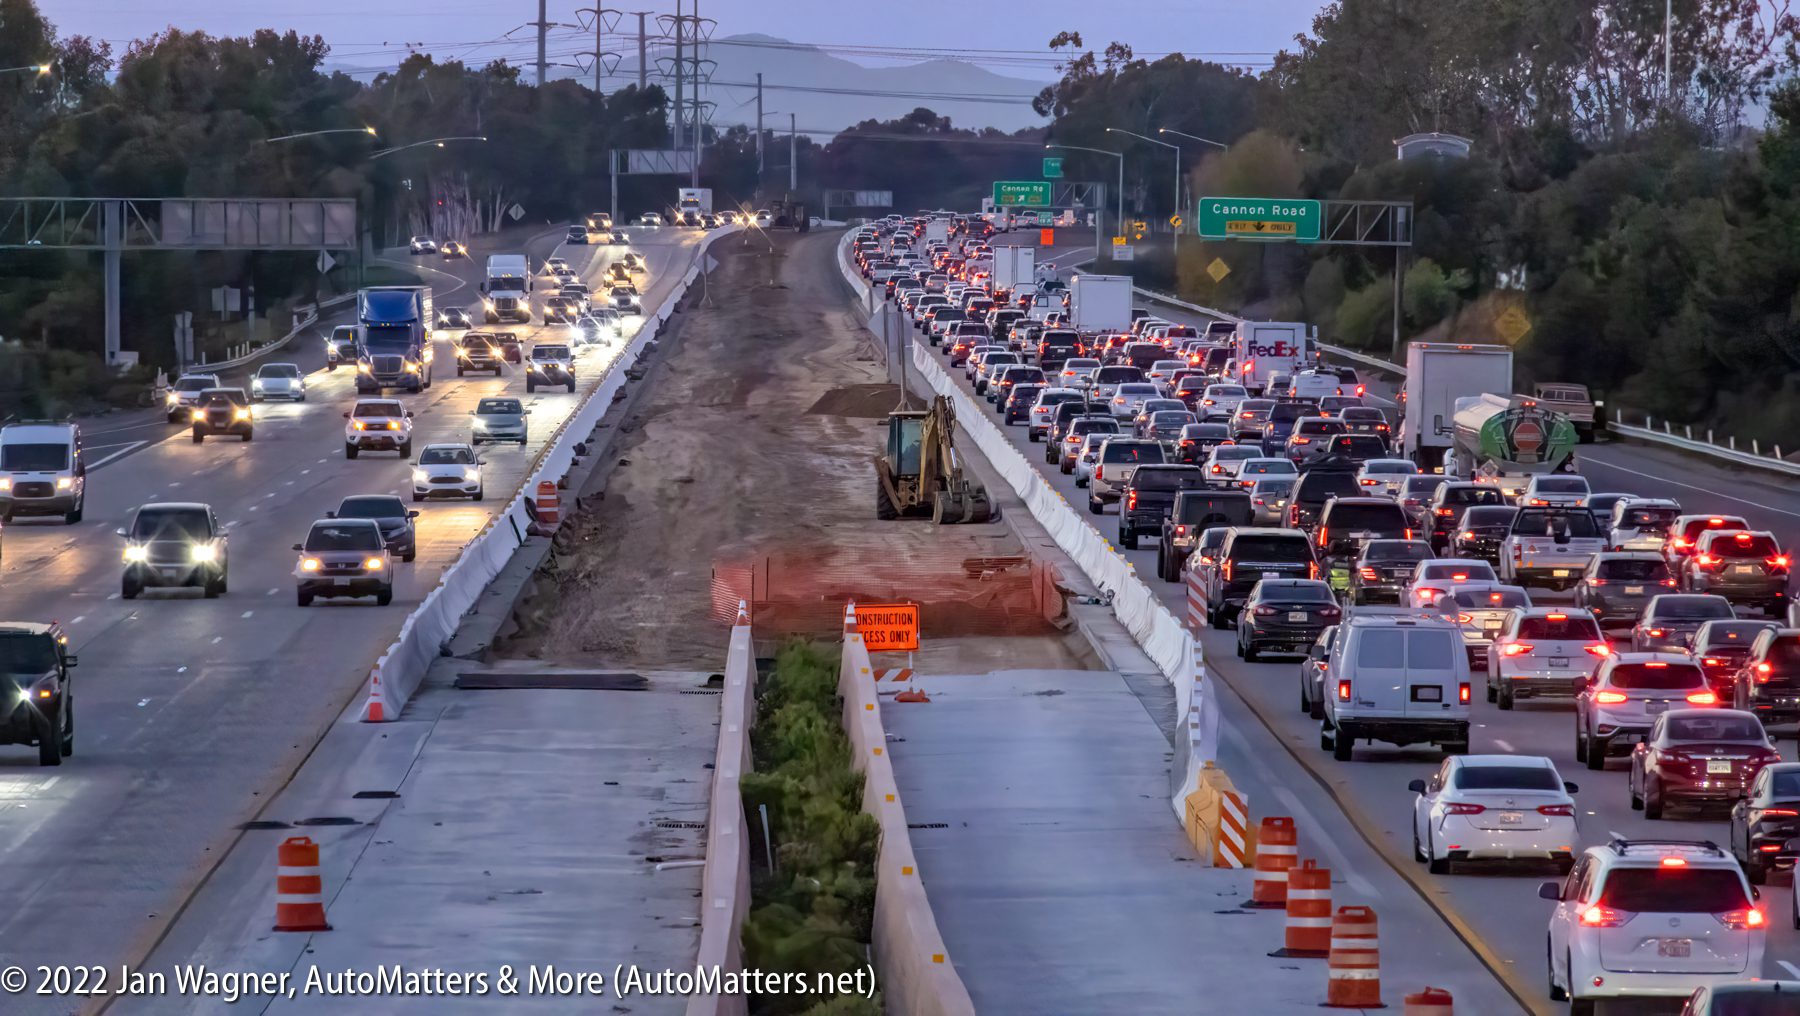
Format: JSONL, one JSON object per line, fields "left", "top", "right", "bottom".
{"left": 1244, "top": 340, "right": 1300, "bottom": 358}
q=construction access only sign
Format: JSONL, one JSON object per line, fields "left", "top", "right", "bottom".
{"left": 856, "top": 603, "right": 920, "bottom": 652}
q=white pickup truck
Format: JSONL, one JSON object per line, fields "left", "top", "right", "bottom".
{"left": 1500, "top": 506, "right": 1608, "bottom": 591}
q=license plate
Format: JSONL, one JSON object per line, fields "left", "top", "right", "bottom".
{"left": 333, "top": 578, "right": 351, "bottom": 587}
{"left": 1658, "top": 939, "right": 1691, "bottom": 959}
{"left": 1549, "top": 657, "right": 1569, "bottom": 668}
{"left": 1708, "top": 760, "right": 1733, "bottom": 775}
{"left": 1288, "top": 611, "right": 1308, "bottom": 622}
{"left": 1484, "top": 624, "right": 1503, "bottom": 635}
{"left": 1498, "top": 811, "right": 1523, "bottom": 825}
{"left": 1625, "top": 585, "right": 1644, "bottom": 594}
{"left": 1264, "top": 571, "right": 1279, "bottom": 579}
{"left": 1735, "top": 565, "right": 1758, "bottom": 575}
{"left": 1553, "top": 569, "right": 1571, "bottom": 577}
{"left": 1648, "top": 701, "right": 1669, "bottom": 714}
{"left": 1412, "top": 686, "right": 1442, "bottom": 703}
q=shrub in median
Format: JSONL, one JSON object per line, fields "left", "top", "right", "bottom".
{"left": 740, "top": 642, "right": 881, "bottom": 1016}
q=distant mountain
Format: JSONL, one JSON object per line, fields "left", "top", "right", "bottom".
{"left": 614, "top": 33, "right": 1051, "bottom": 135}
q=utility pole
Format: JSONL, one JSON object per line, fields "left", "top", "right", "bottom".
{"left": 691, "top": 0, "right": 702, "bottom": 186}
{"left": 578, "top": 6, "right": 624, "bottom": 95}
{"left": 789, "top": 113, "right": 797, "bottom": 193}
{"left": 755, "top": 72, "right": 764, "bottom": 175}
{"left": 1664, "top": 0, "right": 1674, "bottom": 104}
{"left": 672, "top": 0, "right": 684, "bottom": 151}
{"left": 532, "top": 0, "right": 551, "bottom": 88}
{"left": 635, "top": 12, "right": 648, "bottom": 89}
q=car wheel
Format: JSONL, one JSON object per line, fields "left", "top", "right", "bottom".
{"left": 1027, "top": 431, "right": 1039, "bottom": 443}
{"left": 472, "top": 487, "right": 483, "bottom": 501}
{"left": 402, "top": 548, "right": 416, "bottom": 563}
{"left": 1486, "top": 678, "right": 1498, "bottom": 703}
{"left": 1548, "top": 942, "right": 1568, "bottom": 1002}
{"left": 1320, "top": 722, "right": 1335, "bottom": 752}
{"left": 1119, "top": 526, "right": 1137, "bottom": 550}
{"left": 1088, "top": 497, "right": 1102, "bottom": 515}
{"left": 1629, "top": 769, "right": 1643, "bottom": 810}
{"left": 399, "top": 441, "right": 412, "bottom": 458}
{"left": 242, "top": 430, "right": 252, "bottom": 442}
{"left": 526, "top": 379, "right": 536, "bottom": 392}
{"left": 192, "top": 430, "right": 203, "bottom": 443}
{"left": 1242, "top": 638, "right": 1259, "bottom": 663}
{"left": 346, "top": 443, "right": 359, "bottom": 460}
{"left": 1571, "top": 998, "right": 1596, "bottom": 1016}
{"left": 36, "top": 712, "right": 61, "bottom": 767}
{"left": 1498, "top": 683, "right": 1515, "bottom": 710}
{"left": 1644, "top": 778, "right": 1665, "bottom": 820}
{"left": 1746, "top": 852, "right": 1768, "bottom": 885}
{"left": 375, "top": 585, "right": 394, "bottom": 607}
{"left": 1412, "top": 820, "right": 1426, "bottom": 863}
{"left": 412, "top": 493, "right": 424, "bottom": 503}
{"left": 1332, "top": 727, "right": 1353, "bottom": 762}
{"left": 1426, "top": 829, "right": 1449, "bottom": 875}
{"left": 297, "top": 589, "right": 313, "bottom": 607}
{"left": 1586, "top": 731, "right": 1606, "bottom": 771}
{"left": 60, "top": 695, "right": 72, "bottom": 757}
{"left": 1060, "top": 461, "right": 1073, "bottom": 475}
{"left": 203, "top": 574, "right": 223, "bottom": 599}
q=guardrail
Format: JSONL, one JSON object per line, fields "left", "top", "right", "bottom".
{"left": 361, "top": 227, "right": 738, "bottom": 720}
{"left": 195, "top": 292, "right": 358, "bottom": 373}
{"left": 1607, "top": 410, "right": 1800, "bottom": 478}
{"left": 685, "top": 604, "right": 755, "bottom": 1016}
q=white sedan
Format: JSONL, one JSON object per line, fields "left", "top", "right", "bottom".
{"left": 412, "top": 443, "right": 483, "bottom": 501}
{"left": 250, "top": 363, "right": 305, "bottom": 402}
{"left": 1355, "top": 458, "right": 1419, "bottom": 497}
{"left": 1410, "top": 755, "right": 1578, "bottom": 874}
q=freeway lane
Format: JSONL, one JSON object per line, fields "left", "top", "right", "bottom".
{"left": 873, "top": 229, "right": 1800, "bottom": 1011}
{"left": 0, "top": 224, "right": 706, "bottom": 1007}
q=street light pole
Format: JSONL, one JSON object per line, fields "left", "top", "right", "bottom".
{"left": 0, "top": 64, "right": 51, "bottom": 76}
{"left": 267, "top": 126, "right": 378, "bottom": 144}
{"left": 368, "top": 136, "right": 490, "bottom": 160}
{"left": 1106, "top": 127, "right": 1182, "bottom": 259}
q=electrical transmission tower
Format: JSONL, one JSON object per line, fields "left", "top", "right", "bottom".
{"left": 656, "top": 0, "right": 715, "bottom": 185}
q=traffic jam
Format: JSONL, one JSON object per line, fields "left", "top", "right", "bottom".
{"left": 0, "top": 222, "right": 658, "bottom": 762}
{"left": 857, "top": 211, "right": 1800, "bottom": 1013}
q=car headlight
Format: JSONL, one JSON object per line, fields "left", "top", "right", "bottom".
{"left": 300, "top": 557, "right": 321, "bottom": 572}
{"left": 387, "top": 421, "right": 401, "bottom": 431}
{"left": 166, "top": 392, "right": 179, "bottom": 405}
{"left": 0, "top": 478, "right": 10, "bottom": 491}
{"left": 358, "top": 361, "right": 372, "bottom": 373}
{"left": 464, "top": 468, "right": 479, "bottom": 481}
{"left": 55, "top": 477, "right": 72, "bottom": 489}
{"left": 191, "top": 543, "right": 217, "bottom": 563}
{"left": 472, "top": 418, "right": 488, "bottom": 430}
{"left": 456, "top": 348, "right": 469, "bottom": 358}
{"left": 484, "top": 299, "right": 496, "bottom": 311}
{"left": 413, "top": 469, "right": 429, "bottom": 483}
{"left": 353, "top": 421, "right": 367, "bottom": 430}
{"left": 363, "top": 557, "right": 385, "bottom": 571}
{"left": 123, "top": 544, "right": 148, "bottom": 562}
{"left": 235, "top": 408, "right": 251, "bottom": 420}
{"left": 404, "top": 362, "right": 420, "bottom": 373}
{"left": 191, "top": 409, "right": 205, "bottom": 422}
{"left": 252, "top": 379, "right": 263, "bottom": 389}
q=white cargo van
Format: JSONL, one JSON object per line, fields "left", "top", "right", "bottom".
{"left": 1321, "top": 614, "right": 1471, "bottom": 760}
{"left": 0, "top": 421, "right": 87, "bottom": 524}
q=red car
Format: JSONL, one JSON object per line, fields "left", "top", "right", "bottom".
{"left": 1629, "top": 708, "right": 1779, "bottom": 819}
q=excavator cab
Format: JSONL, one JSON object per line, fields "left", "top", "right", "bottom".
{"left": 875, "top": 396, "right": 994, "bottom": 524}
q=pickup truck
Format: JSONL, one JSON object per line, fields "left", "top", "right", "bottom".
{"left": 1499, "top": 506, "right": 1608, "bottom": 591}
{"left": 1115, "top": 465, "right": 1208, "bottom": 551}
{"left": 1156, "top": 490, "right": 1253, "bottom": 580}
{"left": 1532, "top": 382, "right": 1597, "bottom": 442}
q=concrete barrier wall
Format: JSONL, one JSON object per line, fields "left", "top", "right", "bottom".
{"left": 685, "top": 610, "right": 756, "bottom": 1016}
{"left": 838, "top": 624, "right": 977, "bottom": 1016}
{"left": 362, "top": 228, "right": 740, "bottom": 720}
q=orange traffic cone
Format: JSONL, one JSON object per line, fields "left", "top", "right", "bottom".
{"left": 273, "top": 837, "right": 332, "bottom": 932}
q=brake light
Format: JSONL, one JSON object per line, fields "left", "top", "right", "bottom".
{"left": 1436, "top": 508, "right": 1453, "bottom": 517}
{"left": 1595, "top": 690, "right": 1630, "bottom": 704}
{"left": 1337, "top": 679, "right": 1351, "bottom": 701}
{"left": 1501, "top": 643, "right": 1534, "bottom": 656}
{"left": 1773, "top": 556, "right": 1791, "bottom": 569}
{"left": 1671, "top": 536, "right": 1692, "bottom": 549}
{"left": 1359, "top": 567, "right": 1378, "bottom": 581}
{"left": 1687, "top": 691, "right": 1719, "bottom": 705}
{"left": 1584, "top": 643, "right": 1613, "bottom": 657}
{"left": 1222, "top": 560, "right": 1233, "bottom": 582}
{"left": 1703, "top": 657, "right": 1724, "bottom": 666}
{"left": 1253, "top": 605, "right": 1278, "bottom": 616}
{"left": 1647, "top": 628, "right": 1665, "bottom": 637}
{"left": 1717, "top": 908, "right": 1764, "bottom": 930}
{"left": 1317, "top": 527, "right": 1330, "bottom": 548}
{"left": 1458, "top": 683, "right": 1470, "bottom": 704}
{"left": 1588, "top": 578, "right": 1608, "bottom": 586}
{"left": 1580, "top": 905, "right": 1629, "bottom": 927}
{"left": 1443, "top": 803, "right": 1485, "bottom": 815}
{"left": 1762, "top": 808, "right": 1800, "bottom": 817}
{"left": 1662, "top": 578, "right": 1679, "bottom": 586}
{"left": 1360, "top": 478, "right": 1379, "bottom": 486}
{"left": 1127, "top": 490, "right": 1138, "bottom": 509}
{"left": 1309, "top": 561, "right": 1319, "bottom": 580}
{"left": 1696, "top": 553, "right": 1719, "bottom": 568}
{"left": 1537, "top": 804, "right": 1575, "bottom": 817}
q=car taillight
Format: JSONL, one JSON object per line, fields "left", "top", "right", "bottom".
{"left": 1762, "top": 807, "right": 1800, "bottom": 817}
{"left": 1687, "top": 691, "right": 1719, "bottom": 705}
{"left": 1360, "top": 478, "right": 1378, "bottom": 486}
{"left": 1584, "top": 643, "right": 1613, "bottom": 657}
{"left": 1318, "top": 606, "right": 1341, "bottom": 618}
{"left": 1671, "top": 536, "right": 1692, "bottom": 549}
{"left": 1337, "top": 679, "right": 1351, "bottom": 701}
{"left": 1537, "top": 804, "right": 1575, "bottom": 817}
{"left": 1580, "top": 905, "right": 1630, "bottom": 927}
{"left": 1359, "top": 567, "right": 1378, "bottom": 581}
{"left": 1647, "top": 628, "right": 1665, "bottom": 637}
{"left": 1595, "top": 690, "right": 1630, "bottom": 704}
{"left": 1458, "top": 683, "right": 1471, "bottom": 704}
{"left": 1588, "top": 578, "right": 1608, "bottom": 586}
{"left": 1127, "top": 490, "right": 1138, "bottom": 509}
{"left": 1696, "top": 553, "right": 1719, "bottom": 568}
{"left": 1716, "top": 908, "right": 1765, "bottom": 930}
{"left": 1501, "top": 643, "right": 1534, "bottom": 656}
{"left": 1662, "top": 578, "right": 1679, "bottom": 586}
{"left": 1436, "top": 508, "right": 1453, "bottom": 517}
{"left": 1444, "top": 803, "right": 1485, "bottom": 815}
{"left": 1309, "top": 561, "right": 1319, "bottom": 580}
{"left": 1772, "top": 556, "right": 1791, "bottom": 570}
{"left": 1317, "top": 527, "right": 1330, "bottom": 547}
{"left": 1253, "top": 605, "right": 1278, "bottom": 616}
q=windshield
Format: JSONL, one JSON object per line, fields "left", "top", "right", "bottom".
{"left": 533, "top": 346, "right": 570, "bottom": 359}
{"left": 0, "top": 443, "right": 68, "bottom": 471}
{"left": 353, "top": 403, "right": 401, "bottom": 418}
{"left": 1095, "top": 367, "right": 1142, "bottom": 383}
{"left": 1255, "top": 582, "right": 1334, "bottom": 603}
{"left": 477, "top": 399, "right": 521, "bottom": 415}
{"left": 1363, "top": 461, "right": 1415, "bottom": 475}
{"left": 1229, "top": 535, "right": 1314, "bottom": 563}
{"left": 1101, "top": 442, "right": 1164, "bottom": 464}
{"left": 1253, "top": 478, "right": 1295, "bottom": 496}
{"left": 1404, "top": 476, "right": 1446, "bottom": 496}
{"left": 1608, "top": 662, "right": 1707, "bottom": 690}
{"left": 1214, "top": 447, "right": 1260, "bottom": 463}
{"left": 258, "top": 364, "right": 300, "bottom": 378}
{"left": 1772, "top": 771, "right": 1800, "bottom": 799}
{"left": 1461, "top": 507, "right": 1517, "bottom": 528}
{"left": 1511, "top": 511, "right": 1602, "bottom": 538}
{"left": 1295, "top": 472, "right": 1362, "bottom": 502}
{"left": 1596, "top": 558, "right": 1671, "bottom": 581}
{"left": 0, "top": 633, "right": 57, "bottom": 673}
{"left": 1325, "top": 503, "right": 1409, "bottom": 530}
{"left": 1242, "top": 460, "right": 1296, "bottom": 475}
{"left": 1518, "top": 615, "right": 1602, "bottom": 640}
{"left": 1599, "top": 868, "right": 1748, "bottom": 913}
{"left": 1667, "top": 714, "right": 1767, "bottom": 741}
{"left": 174, "top": 377, "right": 215, "bottom": 392}
{"left": 305, "top": 523, "right": 383, "bottom": 552}
{"left": 361, "top": 325, "right": 413, "bottom": 353}
{"left": 336, "top": 497, "right": 406, "bottom": 520}
{"left": 419, "top": 447, "right": 474, "bottom": 465}
{"left": 1622, "top": 507, "right": 1679, "bottom": 528}
{"left": 1453, "top": 766, "right": 1562, "bottom": 791}
{"left": 1365, "top": 541, "right": 1433, "bottom": 563}
{"left": 131, "top": 507, "right": 210, "bottom": 541}
{"left": 1442, "top": 486, "right": 1505, "bottom": 507}
{"left": 1132, "top": 468, "right": 1204, "bottom": 491}
{"left": 1533, "top": 477, "right": 1590, "bottom": 493}
{"left": 1422, "top": 561, "right": 1498, "bottom": 581}
{"left": 1653, "top": 596, "right": 1735, "bottom": 620}
{"left": 199, "top": 390, "right": 248, "bottom": 408}
{"left": 1708, "top": 534, "right": 1781, "bottom": 558}
{"left": 1448, "top": 588, "right": 1531, "bottom": 609}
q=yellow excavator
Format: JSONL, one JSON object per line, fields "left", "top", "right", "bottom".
{"left": 875, "top": 395, "right": 995, "bottom": 524}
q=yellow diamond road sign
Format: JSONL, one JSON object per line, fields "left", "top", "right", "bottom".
{"left": 1112, "top": 236, "right": 1127, "bottom": 247}
{"left": 1170, "top": 213, "right": 1184, "bottom": 228}
{"left": 1495, "top": 305, "right": 1532, "bottom": 344}
{"left": 1206, "top": 258, "right": 1230, "bottom": 283}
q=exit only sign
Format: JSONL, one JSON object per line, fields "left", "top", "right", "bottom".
{"left": 1197, "top": 197, "right": 1321, "bottom": 241}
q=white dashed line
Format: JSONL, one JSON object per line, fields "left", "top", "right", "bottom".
{"left": 69, "top": 616, "right": 84, "bottom": 624}
{"left": 176, "top": 666, "right": 187, "bottom": 674}
{"left": 105, "top": 593, "right": 119, "bottom": 601}
{"left": 210, "top": 636, "right": 222, "bottom": 644}
{"left": 240, "top": 611, "right": 254, "bottom": 619}
{"left": 1781, "top": 961, "right": 1800, "bottom": 980}
{"left": 266, "top": 588, "right": 278, "bottom": 596}
{"left": 137, "top": 699, "right": 149, "bottom": 707}
{"left": 1493, "top": 739, "right": 1515, "bottom": 752}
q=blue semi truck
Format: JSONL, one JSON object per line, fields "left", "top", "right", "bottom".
{"left": 354, "top": 286, "right": 435, "bottom": 393}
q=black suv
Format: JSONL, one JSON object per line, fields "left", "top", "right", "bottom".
{"left": 1426, "top": 482, "right": 1507, "bottom": 551}
{"left": 1313, "top": 496, "right": 1412, "bottom": 561}
{"left": 1237, "top": 578, "right": 1341, "bottom": 662}
{"left": 1116, "top": 465, "right": 1208, "bottom": 550}
{"left": 1204, "top": 527, "right": 1318, "bottom": 628}
{"left": 191, "top": 388, "right": 253, "bottom": 443}
{"left": 1448, "top": 504, "right": 1517, "bottom": 564}
{"left": 330, "top": 495, "right": 420, "bottom": 563}
{"left": 1732, "top": 629, "right": 1800, "bottom": 729}
{"left": 1286, "top": 456, "right": 1362, "bottom": 531}
{"left": 1157, "top": 490, "right": 1254, "bottom": 581}
{"left": 0, "top": 622, "right": 75, "bottom": 766}
{"left": 1348, "top": 538, "right": 1433, "bottom": 605}
{"left": 118, "top": 502, "right": 228, "bottom": 599}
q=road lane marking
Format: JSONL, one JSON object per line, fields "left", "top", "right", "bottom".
{"left": 137, "top": 699, "right": 149, "bottom": 707}
{"left": 210, "top": 636, "right": 222, "bottom": 644}
{"left": 69, "top": 616, "right": 84, "bottom": 624}
{"left": 105, "top": 593, "right": 119, "bottom": 600}
{"left": 1493, "top": 739, "right": 1515, "bottom": 752}
{"left": 1780, "top": 961, "right": 1800, "bottom": 979}
{"left": 240, "top": 611, "right": 254, "bottom": 619}
{"left": 176, "top": 666, "right": 187, "bottom": 673}
{"left": 267, "top": 588, "right": 278, "bottom": 595}
{"left": 1580, "top": 452, "right": 1800, "bottom": 518}
{"left": 84, "top": 440, "right": 147, "bottom": 470}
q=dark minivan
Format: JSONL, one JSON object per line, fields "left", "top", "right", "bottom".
{"left": 1204, "top": 527, "right": 1318, "bottom": 627}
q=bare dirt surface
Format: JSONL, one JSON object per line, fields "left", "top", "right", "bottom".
{"left": 498, "top": 230, "right": 1085, "bottom": 672}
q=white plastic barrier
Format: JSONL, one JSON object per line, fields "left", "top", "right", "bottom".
{"left": 361, "top": 228, "right": 738, "bottom": 720}
{"left": 685, "top": 603, "right": 755, "bottom": 1016}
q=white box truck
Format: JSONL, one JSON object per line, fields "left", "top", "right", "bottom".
{"left": 1069, "top": 274, "right": 1133, "bottom": 332}
{"left": 677, "top": 188, "right": 713, "bottom": 214}
{"left": 992, "top": 245, "right": 1036, "bottom": 294}
{"left": 923, "top": 219, "right": 949, "bottom": 244}
{"left": 1230, "top": 321, "right": 1312, "bottom": 394}
{"left": 481, "top": 254, "right": 531, "bottom": 324}
{"left": 1397, "top": 342, "right": 1514, "bottom": 470}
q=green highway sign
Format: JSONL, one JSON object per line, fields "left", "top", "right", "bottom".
{"left": 994, "top": 180, "right": 1053, "bottom": 207}
{"left": 1042, "top": 157, "right": 1064, "bottom": 179}
{"left": 1197, "top": 196, "right": 1321, "bottom": 241}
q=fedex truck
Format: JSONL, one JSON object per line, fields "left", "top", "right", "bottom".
{"left": 1231, "top": 321, "right": 1312, "bottom": 394}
